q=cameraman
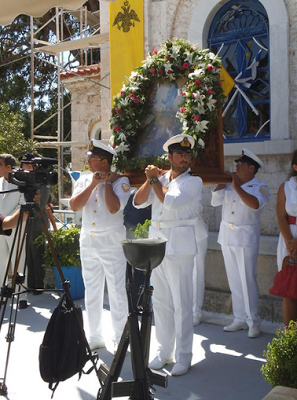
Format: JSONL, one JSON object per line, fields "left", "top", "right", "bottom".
{"left": 19, "top": 153, "right": 50, "bottom": 295}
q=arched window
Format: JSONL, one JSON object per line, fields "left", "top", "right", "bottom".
{"left": 208, "top": 0, "right": 269, "bottom": 143}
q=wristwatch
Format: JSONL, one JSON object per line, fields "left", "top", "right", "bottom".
{"left": 149, "top": 176, "right": 159, "bottom": 185}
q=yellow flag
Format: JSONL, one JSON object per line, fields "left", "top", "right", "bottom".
{"left": 109, "top": 0, "right": 144, "bottom": 103}
{"left": 220, "top": 66, "right": 235, "bottom": 97}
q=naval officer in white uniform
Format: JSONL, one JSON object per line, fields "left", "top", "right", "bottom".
{"left": 211, "top": 149, "right": 269, "bottom": 338}
{"left": 70, "top": 139, "right": 130, "bottom": 352}
{"left": 134, "top": 134, "right": 204, "bottom": 376}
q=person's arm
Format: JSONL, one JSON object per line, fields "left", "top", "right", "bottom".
{"left": 2, "top": 209, "right": 24, "bottom": 230}
{"left": 70, "top": 174, "right": 103, "bottom": 212}
{"left": 277, "top": 182, "right": 297, "bottom": 258}
{"left": 230, "top": 173, "right": 260, "bottom": 210}
{"left": 134, "top": 165, "right": 163, "bottom": 205}
{"left": 2, "top": 189, "right": 40, "bottom": 230}
{"left": 104, "top": 172, "right": 121, "bottom": 214}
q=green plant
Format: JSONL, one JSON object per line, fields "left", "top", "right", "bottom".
{"left": 261, "top": 321, "right": 297, "bottom": 388}
{"left": 34, "top": 226, "right": 81, "bottom": 269}
{"left": 129, "top": 219, "right": 151, "bottom": 239}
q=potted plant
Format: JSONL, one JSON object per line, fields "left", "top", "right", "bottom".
{"left": 34, "top": 226, "right": 84, "bottom": 300}
{"left": 261, "top": 321, "right": 297, "bottom": 389}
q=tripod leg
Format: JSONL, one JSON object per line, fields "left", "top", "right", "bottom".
{"left": 0, "top": 209, "right": 29, "bottom": 396}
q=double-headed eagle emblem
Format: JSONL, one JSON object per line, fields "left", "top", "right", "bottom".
{"left": 113, "top": 0, "right": 140, "bottom": 33}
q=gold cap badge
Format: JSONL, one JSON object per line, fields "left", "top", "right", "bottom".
{"left": 180, "top": 137, "right": 190, "bottom": 148}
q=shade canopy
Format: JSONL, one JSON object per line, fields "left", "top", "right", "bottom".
{"left": 0, "top": 0, "right": 116, "bottom": 26}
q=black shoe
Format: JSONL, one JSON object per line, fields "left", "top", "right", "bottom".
{"left": 19, "top": 300, "right": 28, "bottom": 309}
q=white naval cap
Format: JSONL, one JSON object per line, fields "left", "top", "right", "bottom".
{"left": 235, "top": 148, "right": 264, "bottom": 168}
{"left": 163, "top": 134, "right": 195, "bottom": 153}
{"left": 86, "top": 138, "right": 117, "bottom": 157}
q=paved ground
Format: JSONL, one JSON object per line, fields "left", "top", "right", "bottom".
{"left": 0, "top": 291, "right": 282, "bottom": 400}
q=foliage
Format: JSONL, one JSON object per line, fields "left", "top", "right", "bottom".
{"left": 261, "top": 321, "right": 297, "bottom": 388}
{"left": 130, "top": 219, "right": 151, "bottom": 239}
{"left": 0, "top": 103, "right": 36, "bottom": 157}
{"left": 0, "top": 3, "right": 98, "bottom": 141}
{"left": 110, "top": 37, "right": 225, "bottom": 170}
{"left": 124, "top": 154, "right": 170, "bottom": 170}
{"left": 34, "top": 226, "right": 81, "bottom": 269}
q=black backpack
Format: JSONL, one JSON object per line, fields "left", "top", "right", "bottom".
{"left": 39, "top": 293, "right": 94, "bottom": 396}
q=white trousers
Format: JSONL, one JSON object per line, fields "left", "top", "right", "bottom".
{"left": 0, "top": 228, "right": 26, "bottom": 300}
{"left": 80, "top": 228, "right": 128, "bottom": 343}
{"left": 193, "top": 238, "right": 208, "bottom": 318}
{"left": 221, "top": 245, "right": 260, "bottom": 327}
{"left": 151, "top": 254, "right": 194, "bottom": 366}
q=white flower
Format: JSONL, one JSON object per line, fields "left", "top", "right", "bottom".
{"left": 129, "top": 71, "right": 139, "bottom": 80}
{"left": 188, "top": 68, "right": 204, "bottom": 79}
{"left": 196, "top": 103, "right": 206, "bottom": 114}
{"left": 196, "top": 120, "right": 209, "bottom": 133}
{"left": 206, "top": 95, "right": 217, "bottom": 111}
{"left": 120, "top": 97, "right": 129, "bottom": 106}
{"left": 118, "top": 132, "right": 127, "bottom": 141}
{"left": 116, "top": 142, "right": 130, "bottom": 153}
{"left": 164, "top": 63, "right": 173, "bottom": 74}
{"left": 109, "top": 136, "right": 114, "bottom": 146}
{"left": 198, "top": 138, "right": 205, "bottom": 148}
{"left": 208, "top": 52, "right": 216, "bottom": 60}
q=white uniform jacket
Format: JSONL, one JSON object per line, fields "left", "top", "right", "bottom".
{"left": 134, "top": 169, "right": 205, "bottom": 255}
{"left": 72, "top": 173, "right": 131, "bottom": 235}
{"left": 211, "top": 177, "right": 269, "bottom": 248}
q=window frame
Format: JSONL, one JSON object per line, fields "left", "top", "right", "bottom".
{"left": 188, "top": 0, "right": 290, "bottom": 156}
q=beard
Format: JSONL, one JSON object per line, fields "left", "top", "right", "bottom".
{"left": 171, "top": 160, "right": 190, "bottom": 175}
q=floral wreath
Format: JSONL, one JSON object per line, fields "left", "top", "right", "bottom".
{"left": 109, "top": 38, "right": 225, "bottom": 171}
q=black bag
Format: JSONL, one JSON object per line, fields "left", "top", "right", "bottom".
{"left": 39, "top": 293, "right": 91, "bottom": 396}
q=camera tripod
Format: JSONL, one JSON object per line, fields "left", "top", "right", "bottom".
{"left": 0, "top": 197, "right": 102, "bottom": 397}
{"left": 97, "top": 253, "right": 168, "bottom": 400}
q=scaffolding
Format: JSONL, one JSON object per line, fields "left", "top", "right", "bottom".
{"left": 29, "top": 5, "right": 109, "bottom": 205}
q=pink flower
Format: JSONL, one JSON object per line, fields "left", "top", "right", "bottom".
{"left": 120, "top": 90, "right": 124, "bottom": 96}
{"left": 183, "top": 62, "right": 189, "bottom": 69}
{"left": 180, "top": 107, "right": 186, "bottom": 113}
{"left": 133, "top": 98, "right": 140, "bottom": 104}
{"left": 158, "top": 69, "right": 164, "bottom": 74}
{"left": 207, "top": 88, "right": 214, "bottom": 95}
{"left": 194, "top": 116, "right": 200, "bottom": 121}
{"left": 112, "top": 145, "right": 116, "bottom": 149}
{"left": 195, "top": 79, "right": 202, "bottom": 86}
{"left": 166, "top": 56, "right": 171, "bottom": 61}
{"left": 168, "top": 69, "right": 173, "bottom": 74}
{"left": 153, "top": 49, "right": 158, "bottom": 55}
{"left": 179, "top": 65, "right": 184, "bottom": 70}
{"left": 116, "top": 108, "right": 121, "bottom": 114}
{"left": 181, "top": 91, "right": 185, "bottom": 97}
{"left": 207, "top": 65, "right": 214, "bottom": 71}
{"left": 114, "top": 125, "right": 120, "bottom": 132}
{"left": 129, "top": 93, "right": 135, "bottom": 98}
{"left": 217, "top": 82, "right": 222, "bottom": 86}
{"left": 150, "top": 67, "right": 156, "bottom": 73}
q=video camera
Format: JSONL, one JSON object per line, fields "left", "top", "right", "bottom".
{"left": 8, "top": 157, "right": 58, "bottom": 202}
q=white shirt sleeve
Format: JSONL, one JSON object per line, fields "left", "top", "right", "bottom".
{"left": 113, "top": 177, "right": 131, "bottom": 212}
{"left": 211, "top": 188, "right": 225, "bottom": 207}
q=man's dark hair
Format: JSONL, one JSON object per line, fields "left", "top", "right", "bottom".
{"left": 0, "top": 154, "right": 16, "bottom": 167}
